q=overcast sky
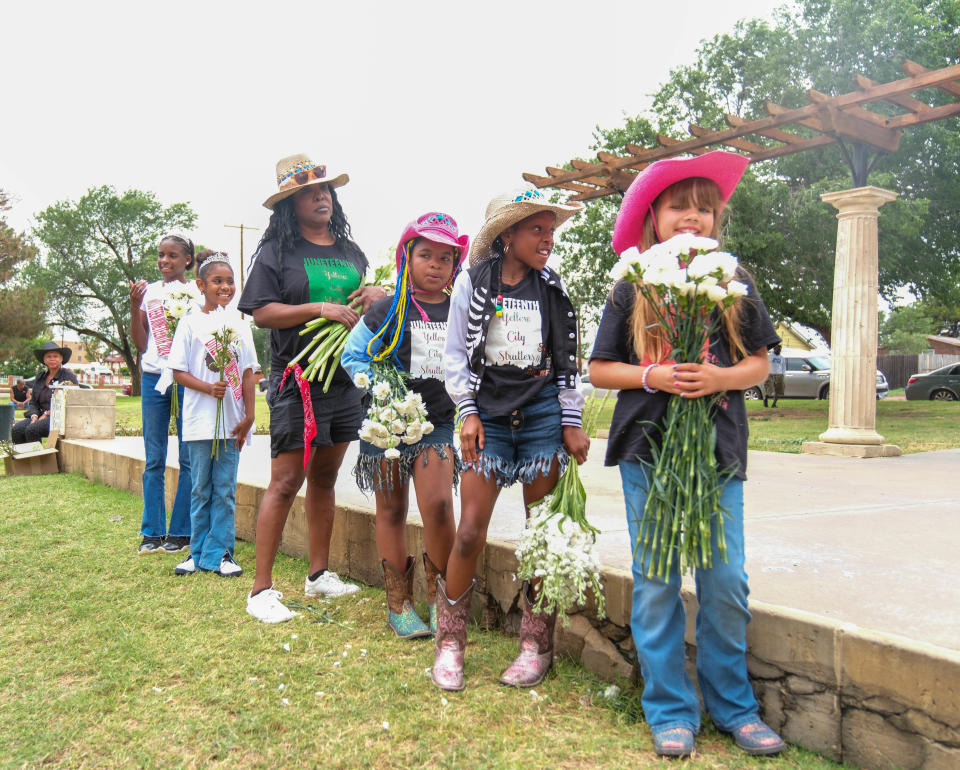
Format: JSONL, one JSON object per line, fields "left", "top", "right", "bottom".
{"left": 5, "top": 0, "right": 785, "bottom": 278}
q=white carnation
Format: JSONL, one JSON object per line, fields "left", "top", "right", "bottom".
{"left": 384, "top": 447, "right": 401, "bottom": 460}
{"left": 353, "top": 372, "right": 371, "bottom": 390}
{"left": 726, "top": 280, "right": 749, "bottom": 298}
{"left": 372, "top": 381, "right": 391, "bottom": 399}
{"left": 702, "top": 283, "right": 728, "bottom": 303}
{"left": 420, "top": 420, "right": 434, "bottom": 436}
{"left": 663, "top": 233, "right": 718, "bottom": 255}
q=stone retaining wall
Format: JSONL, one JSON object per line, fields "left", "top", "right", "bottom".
{"left": 60, "top": 439, "right": 960, "bottom": 769}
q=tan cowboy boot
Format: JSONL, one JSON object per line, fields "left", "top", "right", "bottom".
{"left": 499, "top": 582, "right": 556, "bottom": 687}
{"left": 431, "top": 577, "right": 473, "bottom": 691}
{"left": 381, "top": 557, "right": 430, "bottom": 639}
{"left": 422, "top": 552, "right": 444, "bottom": 635}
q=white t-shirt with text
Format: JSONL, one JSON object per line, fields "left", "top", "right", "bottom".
{"left": 140, "top": 280, "right": 202, "bottom": 374}
{"left": 167, "top": 309, "right": 258, "bottom": 444}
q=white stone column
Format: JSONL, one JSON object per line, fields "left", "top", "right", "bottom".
{"left": 801, "top": 186, "right": 901, "bottom": 458}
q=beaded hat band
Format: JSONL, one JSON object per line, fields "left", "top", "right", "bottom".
{"left": 263, "top": 153, "right": 349, "bottom": 210}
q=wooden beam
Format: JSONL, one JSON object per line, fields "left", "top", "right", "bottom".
{"left": 854, "top": 73, "right": 930, "bottom": 113}
{"left": 901, "top": 59, "right": 960, "bottom": 98}
{"left": 818, "top": 104, "right": 903, "bottom": 152}
{"left": 808, "top": 88, "right": 893, "bottom": 127}
{"left": 885, "top": 99, "right": 960, "bottom": 129}
{"left": 657, "top": 135, "right": 712, "bottom": 154}
{"left": 688, "top": 123, "right": 765, "bottom": 152}
{"left": 747, "top": 134, "right": 836, "bottom": 162}
{"left": 569, "top": 187, "right": 617, "bottom": 202}
{"left": 766, "top": 101, "right": 829, "bottom": 132}
{"left": 570, "top": 159, "right": 605, "bottom": 172}
{"left": 725, "top": 114, "right": 805, "bottom": 144}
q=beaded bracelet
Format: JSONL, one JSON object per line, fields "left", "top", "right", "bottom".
{"left": 642, "top": 364, "right": 658, "bottom": 393}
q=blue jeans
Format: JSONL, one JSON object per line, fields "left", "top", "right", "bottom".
{"left": 140, "top": 371, "right": 192, "bottom": 539}
{"left": 619, "top": 460, "right": 758, "bottom": 733}
{"left": 186, "top": 440, "right": 239, "bottom": 571}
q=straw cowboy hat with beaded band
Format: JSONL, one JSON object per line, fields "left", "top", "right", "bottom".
{"left": 612, "top": 150, "right": 749, "bottom": 255}
{"left": 469, "top": 185, "right": 584, "bottom": 267}
{"left": 262, "top": 153, "right": 350, "bottom": 210}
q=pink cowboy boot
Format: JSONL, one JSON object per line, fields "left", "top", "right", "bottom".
{"left": 431, "top": 577, "right": 473, "bottom": 691}
{"left": 422, "top": 552, "right": 444, "bottom": 635}
{"left": 499, "top": 582, "right": 556, "bottom": 688}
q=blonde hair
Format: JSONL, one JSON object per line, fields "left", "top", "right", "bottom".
{"left": 625, "top": 177, "right": 749, "bottom": 363}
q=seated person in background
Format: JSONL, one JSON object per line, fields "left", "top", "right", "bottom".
{"left": 11, "top": 377, "right": 30, "bottom": 410}
{"left": 12, "top": 341, "right": 79, "bottom": 443}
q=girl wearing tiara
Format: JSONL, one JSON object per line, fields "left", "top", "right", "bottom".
{"left": 168, "top": 251, "right": 257, "bottom": 578}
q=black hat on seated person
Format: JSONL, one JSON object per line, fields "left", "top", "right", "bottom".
{"left": 34, "top": 340, "right": 72, "bottom": 365}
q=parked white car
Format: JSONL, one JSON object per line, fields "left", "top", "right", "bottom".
{"left": 744, "top": 349, "right": 889, "bottom": 401}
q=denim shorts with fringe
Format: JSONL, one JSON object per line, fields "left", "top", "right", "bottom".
{"left": 469, "top": 386, "right": 569, "bottom": 488}
{"left": 353, "top": 421, "right": 461, "bottom": 494}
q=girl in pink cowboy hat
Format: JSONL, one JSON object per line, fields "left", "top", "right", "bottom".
{"left": 341, "top": 212, "right": 468, "bottom": 640}
{"left": 590, "top": 151, "right": 786, "bottom": 758}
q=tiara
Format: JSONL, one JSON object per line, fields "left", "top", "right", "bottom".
{"left": 203, "top": 252, "right": 231, "bottom": 266}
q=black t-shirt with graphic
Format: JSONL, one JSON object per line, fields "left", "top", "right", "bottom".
{"left": 238, "top": 238, "right": 368, "bottom": 393}
{"left": 590, "top": 277, "right": 780, "bottom": 480}
{"left": 478, "top": 268, "right": 553, "bottom": 416}
{"left": 362, "top": 294, "right": 455, "bottom": 425}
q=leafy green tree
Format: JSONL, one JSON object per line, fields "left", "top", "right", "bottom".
{"left": 0, "top": 189, "right": 48, "bottom": 364}
{"left": 25, "top": 186, "right": 196, "bottom": 395}
{"left": 879, "top": 304, "right": 936, "bottom": 353}
{"left": 555, "top": 0, "right": 959, "bottom": 344}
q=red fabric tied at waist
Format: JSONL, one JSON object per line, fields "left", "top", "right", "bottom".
{"left": 278, "top": 364, "right": 317, "bottom": 469}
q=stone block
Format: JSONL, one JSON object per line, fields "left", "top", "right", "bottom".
{"left": 483, "top": 541, "right": 521, "bottom": 613}
{"left": 50, "top": 388, "right": 116, "bottom": 439}
{"left": 279, "top": 499, "right": 309, "bottom": 559}
{"left": 581, "top": 625, "right": 634, "bottom": 683}
{"left": 747, "top": 654, "right": 785, "bottom": 680}
{"left": 840, "top": 628, "right": 960, "bottom": 728}
{"left": 842, "top": 708, "right": 925, "bottom": 770}
{"left": 922, "top": 738, "right": 960, "bottom": 770}
{"left": 600, "top": 568, "right": 633, "bottom": 628}
{"left": 801, "top": 441, "right": 902, "bottom": 458}
{"left": 781, "top": 689, "right": 841, "bottom": 761}
{"left": 889, "top": 709, "right": 960, "bottom": 746}
{"left": 753, "top": 679, "right": 786, "bottom": 733}
{"left": 786, "top": 674, "right": 823, "bottom": 696}
{"left": 746, "top": 602, "right": 840, "bottom": 683}
{"left": 555, "top": 613, "right": 593, "bottom": 661}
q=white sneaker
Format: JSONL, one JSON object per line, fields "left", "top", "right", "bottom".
{"left": 304, "top": 570, "right": 361, "bottom": 598}
{"left": 217, "top": 552, "right": 243, "bottom": 578}
{"left": 246, "top": 588, "right": 297, "bottom": 623}
{"left": 174, "top": 556, "right": 196, "bottom": 575}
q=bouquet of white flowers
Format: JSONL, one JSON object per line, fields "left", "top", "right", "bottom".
{"left": 208, "top": 324, "right": 240, "bottom": 459}
{"left": 161, "top": 288, "right": 195, "bottom": 417}
{"left": 353, "top": 362, "right": 433, "bottom": 460}
{"left": 514, "top": 393, "right": 608, "bottom": 623}
{"left": 609, "top": 233, "right": 747, "bottom": 579}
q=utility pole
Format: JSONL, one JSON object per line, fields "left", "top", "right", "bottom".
{"left": 224, "top": 223, "right": 260, "bottom": 293}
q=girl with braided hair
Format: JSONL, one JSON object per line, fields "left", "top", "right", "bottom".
{"left": 341, "top": 212, "right": 468, "bottom": 640}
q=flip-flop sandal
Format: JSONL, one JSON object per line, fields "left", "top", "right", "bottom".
{"left": 732, "top": 721, "right": 787, "bottom": 755}
{"left": 651, "top": 726, "right": 695, "bottom": 757}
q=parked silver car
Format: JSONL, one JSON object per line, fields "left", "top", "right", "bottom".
{"left": 744, "top": 350, "right": 889, "bottom": 401}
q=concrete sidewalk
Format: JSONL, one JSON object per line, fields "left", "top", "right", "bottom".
{"left": 88, "top": 435, "right": 960, "bottom": 652}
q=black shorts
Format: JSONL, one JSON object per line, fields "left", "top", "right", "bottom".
{"left": 267, "top": 372, "right": 363, "bottom": 457}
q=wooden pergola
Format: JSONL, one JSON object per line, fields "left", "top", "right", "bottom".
{"left": 523, "top": 59, "right": 960, "bottom": 197}
{"left": 523, "top": 57, "right": 960, "bottom": 458}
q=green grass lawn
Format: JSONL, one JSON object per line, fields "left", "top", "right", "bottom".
{"left": 115, "top": 394, "right": 272, "bottom": 436}
{"left": 0, "top": 473, "right": 841, "bottom": 768}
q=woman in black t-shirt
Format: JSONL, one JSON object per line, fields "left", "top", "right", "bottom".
{"left": 238, "top": 154, "right": 384, "bottom": 624}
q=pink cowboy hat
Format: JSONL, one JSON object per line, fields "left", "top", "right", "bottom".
{"left": 612, "top": 150, "right": 750, "bottom": 255}
{"left": 395, "top": 211, "right": 470, "bottom": 280}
